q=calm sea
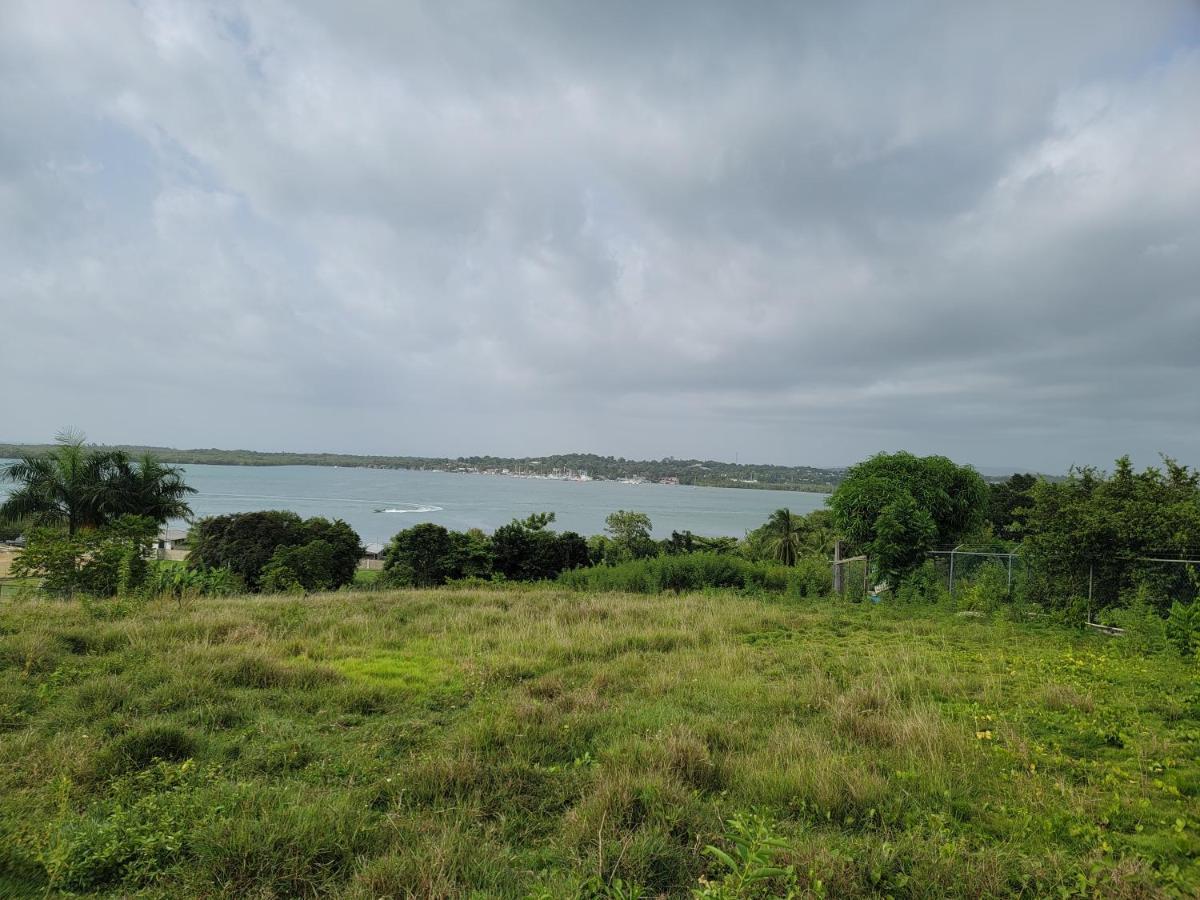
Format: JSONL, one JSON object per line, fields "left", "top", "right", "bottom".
{"left": 1, "top": 462, "right": 827, "bottom": 544}
{"left": 2, "top": 460, "right": 825, "bottom": 547}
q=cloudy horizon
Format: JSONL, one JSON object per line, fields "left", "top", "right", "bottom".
{"left": 2, "top": 2, "right": 1198, "bottom": 474}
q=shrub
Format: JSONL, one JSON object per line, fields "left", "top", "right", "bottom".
{"left": 188, "top": 512, "right": 361, "bottom": 592}
{"left": 13, "top": 516, "right": 158, "bottom": 598}
{"left": 956, "top": 561, "right": 1010, "bottom": 612}
{"left": 787, "top": 556, "right": 833, "bottom": 598}
{"left": 897, "top": 561, "right": 946, "bottom": 604}
{"left": 142, "top": 562, "right": 242, "bottom": 602}
{"left": 1101, "top": 588, "right": 1168, "bottom": 654}
{"left": 695, "top": 812, "right": 797, "bottom": 899}
{"left": 1165, "top": 600, "right": 1198, "bottom": 658}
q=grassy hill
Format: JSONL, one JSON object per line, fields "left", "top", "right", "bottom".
{"left": 1, "top": 589, "right": 1196, "bottom": 897}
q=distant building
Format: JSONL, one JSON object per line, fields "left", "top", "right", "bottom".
{"left": 155, "top": 528, "right": 190, "bottom": 552}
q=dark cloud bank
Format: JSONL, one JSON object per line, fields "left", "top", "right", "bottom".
{"left": 2, "top": 1, "right": 1198, "bottom": 473}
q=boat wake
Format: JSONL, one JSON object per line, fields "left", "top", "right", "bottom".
{"left": 374, "top": 504, "right": 443, "bottom": 514}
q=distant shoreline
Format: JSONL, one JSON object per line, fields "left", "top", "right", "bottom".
{"left": 0, "top": 443, "right": 841, "bottom": 494}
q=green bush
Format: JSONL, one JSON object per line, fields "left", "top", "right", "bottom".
{"left": 956, "top": 561, "right": 1010, "bottom": 612}
{"left": 1101, "top": 588, "right": 1168, "bottom": 654}
{"left": 560, "top": 553, "right": 817, "bottom": 597}
{"left": 786, "top": 555, "right": 833, "bottom": 598}
{"left": 143, "top": 562, "right": 242, "bottom": 602}
{"left": 897, "top": 561, "right": 947, "bottom": 604}
{"left": 1165, "top": 600, "right": 1198, "bottom": 658}
{"left": 12, "top": 517, "right": 158, "bottom": 598}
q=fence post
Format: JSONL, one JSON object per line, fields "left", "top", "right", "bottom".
{"left": 948, "top": 549, "right": 956, "bottom": 598}
{"left": 1087, "top": 565, "right": 1093, "bottom": 624}
{"left": 1006, "top": 555, "right": 1013, "bottom": 592}
{"left": 833, "top": 540, "right": 844, "bottom": 595}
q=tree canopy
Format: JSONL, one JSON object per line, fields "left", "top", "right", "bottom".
{"left": 829, "top": 451, "right": 988, "bottom": 582}
{"left": 1023, "top": 456, "right": 1200, "bottom": 615}
{"left": 188, "top": 511, "right": 362, "bottom": 592}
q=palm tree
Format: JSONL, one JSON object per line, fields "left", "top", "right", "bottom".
{"left": 0, "top": 432, "right": 194, "bottom": 534}
{"left": 105, "top": 453, "right": 196, "bottom": 524}
{"left": 764, "top": 507, "right": 804, "bottom": 567}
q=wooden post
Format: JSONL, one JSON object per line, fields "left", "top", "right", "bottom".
{"left": 948, "top": 549, "right": 956, "bottom": 598}
{"left": 833, "top": 540, "right": 844, "bottom": 595}
{"left": 1087, "top": 565, "right": 1093, "bottom": 624}
{"left": 863, "top": 555, "right": 870, "bottom": 596}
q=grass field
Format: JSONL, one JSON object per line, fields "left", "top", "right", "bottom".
{"left": 0, "top": 588, "right": 1197, "bottom": 898}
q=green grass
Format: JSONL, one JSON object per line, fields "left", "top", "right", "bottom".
{"left": 0, "top": 588, "right": 1197, "bottom": 897}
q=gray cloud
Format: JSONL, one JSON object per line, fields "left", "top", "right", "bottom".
{"left": 1, "top": 0, "right": 1198, "bottom": 472}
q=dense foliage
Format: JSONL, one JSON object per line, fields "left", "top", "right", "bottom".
{"left": 1, "top": 432, "right": 194, "bottom": 534}
{"left": 381, "top": 524, "right": 493, "bottom": 587}
{"left": 987, "top": 472, "right": 1037, "bottom": 540}
{"left": 187, "top": 511, "right": 362, "bottom": 593}
{"left": 12, "top": 516, "right": 158, "bottom": 597}
{"left": 382, "top": 514, "right": 588, "bottom": 586}
{"left": 830, "top": 452, "right": 989, "bottom": 583}
{"left": 1022, "top": 456, "right": 1200, "bottom": 616}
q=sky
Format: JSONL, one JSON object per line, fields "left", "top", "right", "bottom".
{"left": 1, "top": 1, "right": 1198, "bottom": 473}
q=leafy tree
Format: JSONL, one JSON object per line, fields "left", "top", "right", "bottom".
{"left": 872, "top": 494, "right": 938, "bottom": 583}
{"left": 188, "top": 511, "right": 305, "bottom": 590}
{"left": 261, "top": 539, "right": 338, "bottom": 593}
{"left": 491, "top": 513, "right": 588, "bottom": 581}
{"left": 1, "top": 432, "right": 193, "bottom": 534}
{"left": 1023, "top": 456, "right": 1200, "bottom": 616}
{"left": 300, "top": 517, "right": 363, "bottom": 588}
{"left": 382, "top": 523, "right": 458, "bottom": 587}
{"left": 382, "top": 524, "right": 506, "bottom": 587}
{"left": 451, "top": 528, "right": 495, "bottom": 579}
{"left": 603, "top": 510, "right": 656, "bottom": 562}
{"left": 987, "top": 473, "right": 1037, "bottom": 540}
{"left": 188, "top": 510, "right": 361, "bottom": 592}
{"left": 557, "top": 531, "right": 591, "bottom": 571}
{"left": 828, "top": 451, "right": 988, "bottom": 582}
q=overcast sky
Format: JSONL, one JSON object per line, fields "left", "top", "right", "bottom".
{"left": 2, "top": 2, "right": 1198, "bottom": 472}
